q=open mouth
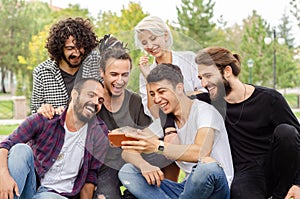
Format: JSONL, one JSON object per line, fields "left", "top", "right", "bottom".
{"left": 85, "top": 105, "right": 96, "bottom": 114}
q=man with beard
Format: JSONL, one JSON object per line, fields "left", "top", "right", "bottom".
{"left": 31, "top": 17, "right": 99, "bottom": 114}
{"left": 195, "top": 47, "right": 300, "bottom": 199}
{"left": 0, "top": 78, "right": 109, "bottom": 199}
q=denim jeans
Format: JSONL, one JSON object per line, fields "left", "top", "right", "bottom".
{"left": 7, "top": 144, "right": 67, "bottom": 199}
{"left": 119, "top": 161, "right": 230, "bottom": 199}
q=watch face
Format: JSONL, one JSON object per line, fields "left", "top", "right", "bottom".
{"left": 158, "top": 145, "right": 164, "bottom": 154}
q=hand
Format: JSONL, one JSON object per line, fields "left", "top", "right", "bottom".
{"left": 285, "top": 185, "right": 300, "bottom": 199}
{"left": 138, "top": 55, "right": 150, "bottom": 78}
{"left": 37, "top": 104, "right": 64, "bottom": 119}
{"left": 122, "top": 129, "right": 160, "bottom": 154}
{"left": 140, "top": 163, "right": 164, "bottom": 187}
{"left": 0, "top": 170, "right": 19, "bottom": 199}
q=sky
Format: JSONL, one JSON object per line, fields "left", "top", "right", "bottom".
{"left": 43, "top": 0, "right": 300, "bottom": 45}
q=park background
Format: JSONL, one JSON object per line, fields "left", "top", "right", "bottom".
{"left": 0, "top": 0, "right": 300, "bottom": 136}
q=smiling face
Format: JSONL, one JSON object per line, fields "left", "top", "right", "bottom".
{"left": 148, "top": 79, "right": 181, "bottom": 115}
{"left": 137, "top": 30, "right": 168, "bottom": 58}
{"left": 198, "top": 64, "right": 231, "bottom": 101}
{"left": 101, "top": 58, "right": 131, "bottom": 97}
{"left": 73, "top": 80, "right": 104, "bottom": 123}
{"left": 62, "top": 36, "right": 85, "bottom": 68}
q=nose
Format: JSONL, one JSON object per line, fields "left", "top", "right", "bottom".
{"left": 153, "top": 94, "right": 161, "bottom": 104}
{"left": 144, "top": 41, "right": 154, "bottom": 50}
{"left": 201, "top": 78, "right": 208, "bottom": 88}
{"left": 116, "top": 75, "right": 124, "bottom": 84}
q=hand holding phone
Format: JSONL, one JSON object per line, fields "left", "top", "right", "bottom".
{"left": 108, "top": 126, "right": 139, "bottom": 147}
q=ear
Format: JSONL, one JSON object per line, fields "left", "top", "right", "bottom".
{"left": 100, "top": 68, "right": 104, "bottom": 79}
{"left": 176, "top": 83, "right": 185, "bottom": 95}
{"left": 223, "top": 65, "right": 232, "bottom": 80}
{"left": 164, "top": 31, "right": 169, "bottom": 42}
{"left": 71, "top": 89, "right": 79, "bottom": 101}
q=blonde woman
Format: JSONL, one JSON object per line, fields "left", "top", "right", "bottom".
{"left": 134, "top": 16, "right": 205, "bottom": 119}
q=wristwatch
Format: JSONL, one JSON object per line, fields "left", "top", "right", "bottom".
{"left": 157, "top": 140, "right": 164, "bottom": 154}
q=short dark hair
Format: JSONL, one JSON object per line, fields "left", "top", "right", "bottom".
{"left": 98, "top": 35, "right": 132, "bottom": 72}
{"left": 146, "top": 63, "right": 183, "bottom": 88}
{"left": 73, "top": 78, "right": 103, "bottom": 93}
{"left": 46, "top": 17, "right": 98, "bottom": 62}
{"left": 195, "top": 47, "right": 242, "bottom": 76}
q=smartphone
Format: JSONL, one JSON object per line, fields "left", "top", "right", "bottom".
{"left": 108, "top": 126, "right": 139, "bottom": 147}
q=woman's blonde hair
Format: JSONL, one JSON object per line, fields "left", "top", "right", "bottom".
{"left": 134, "top": 16, "right": 173, "bottom": 49}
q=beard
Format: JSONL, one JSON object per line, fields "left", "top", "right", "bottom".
{"left": 74, "top": 97, "right": 99, "bottom": 123}
{"left": 209, "top": 78, "right": 232, "bottom": 119}
{"left": 63, "top": 54, "right": 82, "bottom": 68}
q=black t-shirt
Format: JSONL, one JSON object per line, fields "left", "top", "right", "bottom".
{"left": 60, "top": 69, "right": 78, "bottom": 98}
{"left": 225, "top": 86, "right": 300, "bottom": 168}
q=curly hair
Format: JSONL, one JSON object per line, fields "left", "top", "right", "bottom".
{"left": 46, "top": 17, "right": 99, "bottom": 62}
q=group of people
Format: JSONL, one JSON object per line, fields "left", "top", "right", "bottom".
{"left": 0, "top": 15, "right": 299, "bottom": 199}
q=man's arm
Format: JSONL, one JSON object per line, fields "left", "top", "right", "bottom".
{"left": 122, "top": 127, "right": 215, "bottom": 162}
{"left": 0, "top": 148, "right": 20, "bottom": 199}
{"left": 79, "top": 183, "right": 95, "bottom": 199}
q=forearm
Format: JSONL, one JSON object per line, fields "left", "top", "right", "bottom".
{"left": 122, "top": 150, "right": 152, "bottom": 169}
{"left": 79, "top": 183, "right": 95, "bottom": 199}
{"left": 0, "top": 148, "right": 9, "bottom": 173}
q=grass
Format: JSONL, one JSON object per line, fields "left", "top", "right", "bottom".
{"left": 0, "top": 100, "right": 13, "bottom": 119}
{"left": 0, "top": 124, "right": 18, "bottom": 135}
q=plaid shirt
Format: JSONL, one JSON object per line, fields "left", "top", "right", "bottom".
{"left": 31, "top": 57, "right": 101, "bottom": 113}
{"left": 0, "top": 109, "right": 109, "bottom": 198}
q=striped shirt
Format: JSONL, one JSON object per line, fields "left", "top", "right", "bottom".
{"left": 0, "top": 109, "right": 109, "bottom": 198}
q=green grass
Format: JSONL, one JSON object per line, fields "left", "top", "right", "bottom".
{"left": 0, "top": 124, "right": 18, "bottom": 135}
{"left": 284, "top": 93, "right": 299, "bottom": 109}
{"left": 0, "top": 100, "right": 13, "bottom": 119}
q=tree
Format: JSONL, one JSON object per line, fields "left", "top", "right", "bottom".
{"left": 176, "top": 0, "right": 216, "bottom": 48}
{"left": 278, "top": 11, "right": 295, "bottom": 48}
{"left": 240, "top": 11, "right": 300, "bottom": 88}
{"left": 0, "top": 0, "right": 42, "bottom": 93}
{"left": 290, "top": 0, "right": 300, "bottom": 27}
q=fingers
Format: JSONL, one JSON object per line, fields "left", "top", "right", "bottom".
{"left": 139, "top": 55, "right": 149, "bottom": 67}
{"left": 13, "top": 182, "right": 19, "bottom": 197}
{"left": 37, "top": 104, "right": 55, "bottom": 119}
{"left": 55, "top": 106, "right": 65, "bottom": 115}
{"left": 142, "top": 170, "right": 164, "bottom": 187}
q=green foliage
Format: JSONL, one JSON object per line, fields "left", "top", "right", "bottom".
{"left": 240, "top": 11, "right": 300, "bottom": 88}
{"left": 0, "top": 100, "right": 13, "bottom": 119}
{"left": 176, "top": 0, "right": 216, "bottom": 47}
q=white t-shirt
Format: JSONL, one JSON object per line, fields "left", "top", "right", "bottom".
{"left": 41, "top": 123, "right": 88, "bottom": 193}
{"left": 176, "top": 100, "right": 234, "bottom": 187}
{"left": 139, "top": 51, "right": 204, "bottom": 117}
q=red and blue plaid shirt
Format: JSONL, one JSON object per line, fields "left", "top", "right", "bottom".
{"left": 0, "top": 109, "right": 109, "bottom": 198}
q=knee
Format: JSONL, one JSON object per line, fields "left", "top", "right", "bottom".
{"left": 9, "top": 143, "right": 34, "bottom": 162}
{"left": 118, "top": 163, "right": 138, "bottom": 181}
{"left": 274, "top": 124, "right": 299, "bottom": 144}
{"left": 190, "top": 162, "right": 225, "bottom": 185}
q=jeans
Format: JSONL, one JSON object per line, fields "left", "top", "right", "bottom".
{"left": 7, "top": 144, "right": 67, "bottom": 199}
{"left": 119, "top": 161, "right": 230, "bottom": 199}
{"left": 95, "top": 150, "right": 173, "bottom": 199}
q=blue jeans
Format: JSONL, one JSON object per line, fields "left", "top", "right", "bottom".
{"left": 8, "top": 144, "right": 67, "bottom": 199}
{"left": 119, "top": 161, "right": 230, "bottom": 199}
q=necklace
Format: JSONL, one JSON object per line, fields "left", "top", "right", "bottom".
{"left": 226, "top": 83, "right": 246, "bottom": 126}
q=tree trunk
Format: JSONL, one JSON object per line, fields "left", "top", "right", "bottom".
{"left": 1, "top": 66, "right": 6, "bottom": 93}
